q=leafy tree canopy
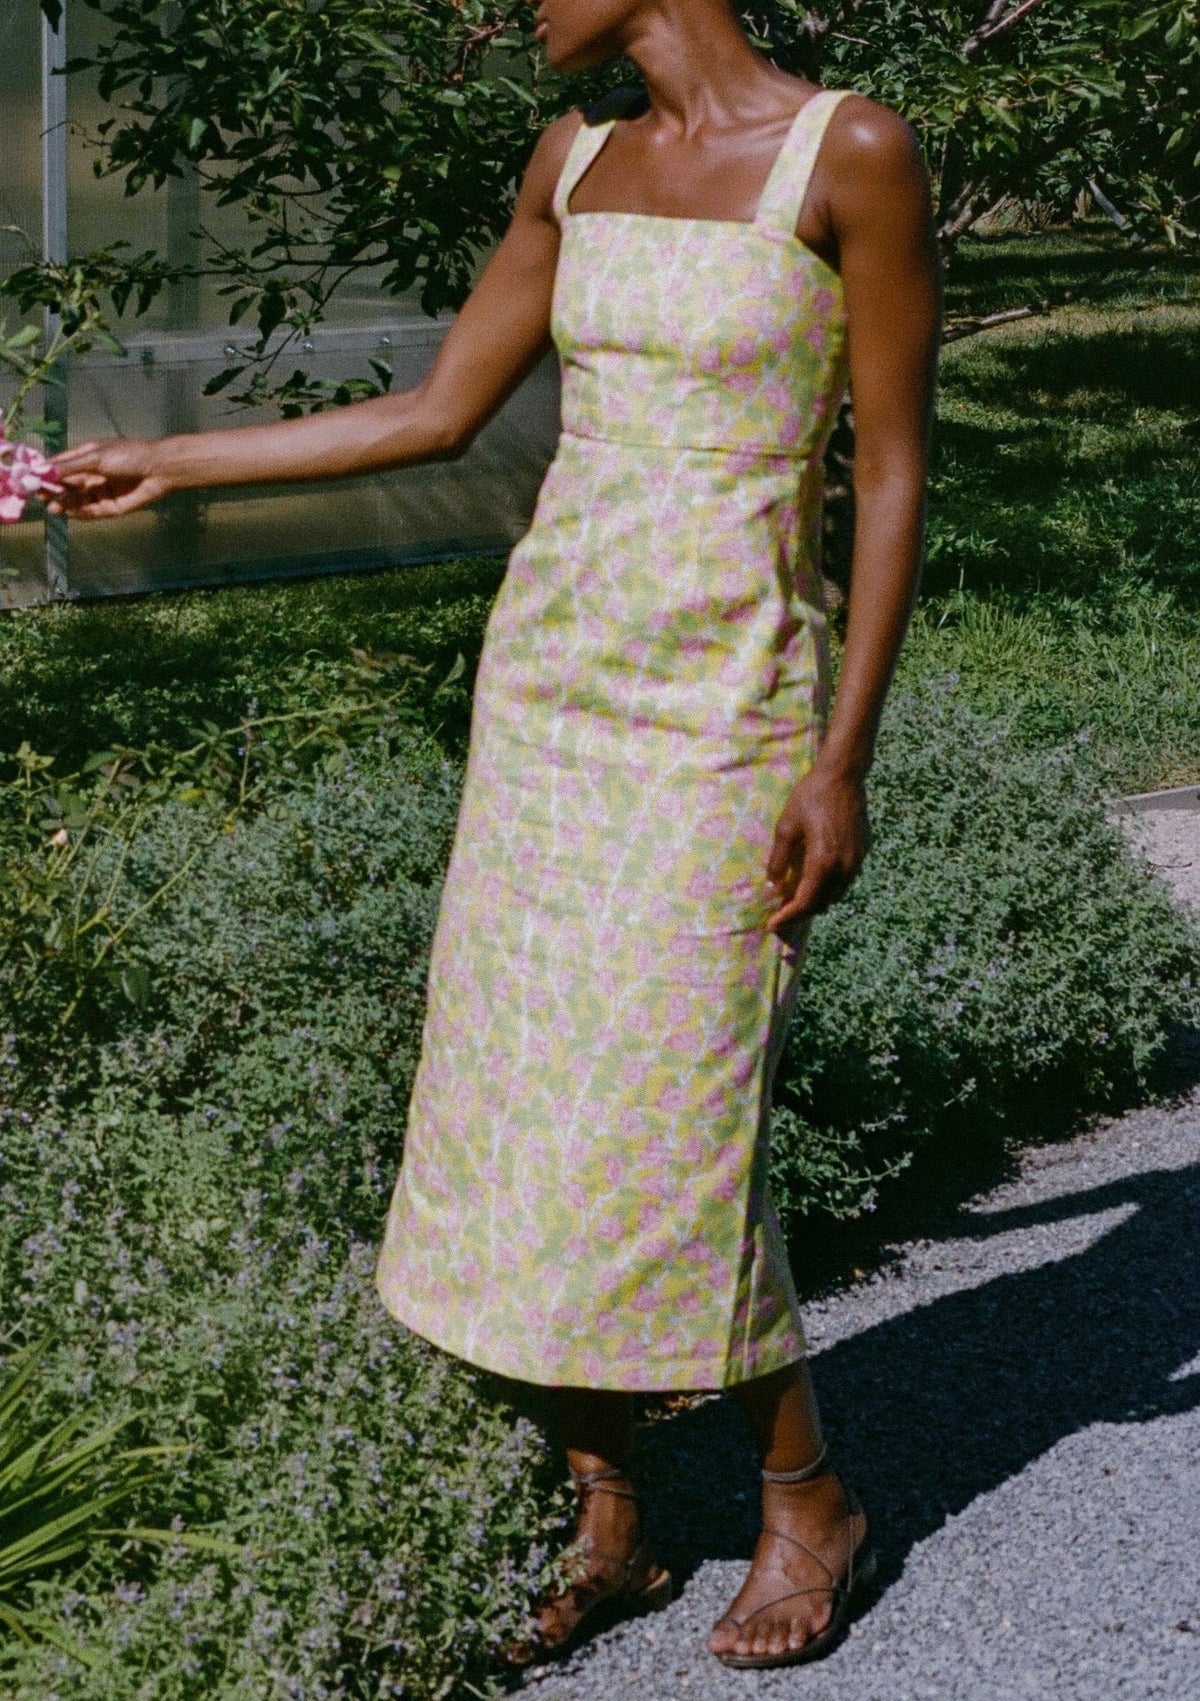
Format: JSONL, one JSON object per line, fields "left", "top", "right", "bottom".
{"left": 11, "top": 1, "right": 1198, "bottom": 413}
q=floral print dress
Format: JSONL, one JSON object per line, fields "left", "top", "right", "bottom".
{"left": 376, "top": 88, "right": 851, "bottom": 1390}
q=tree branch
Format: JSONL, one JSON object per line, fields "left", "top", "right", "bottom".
{"left": 1085, "top": 176, "right": 1146, "bottom": 247}
{"left": 962, "top": 0, "right": 1048, "bottom": 57}
{"left": 937, "top": 186, "right": 997, "bottom": 246}
{"left": 942, "top": 247, "right": 1172, "bottom": 345}
{"left": 942, "top": 306, "right": 1036, "bottom": 343}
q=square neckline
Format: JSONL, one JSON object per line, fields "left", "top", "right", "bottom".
{"left": 561, "top": 208, "right": 842, "bottom": 286}
{"left": 558, "top": 89, "right": 844, "bottom": 282}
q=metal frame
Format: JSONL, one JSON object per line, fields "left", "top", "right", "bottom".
{"left": 41, "top": 0, "right": 68, "bottom": 596}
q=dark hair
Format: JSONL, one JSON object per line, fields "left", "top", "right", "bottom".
{"left": 582, "top": 85, "right": 651, "bottom": 125}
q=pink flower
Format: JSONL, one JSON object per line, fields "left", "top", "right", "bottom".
{"left": 0, "top": 434, "right": 63, "bottom": 524}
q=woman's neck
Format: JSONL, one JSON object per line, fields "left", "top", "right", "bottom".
{"left": 619, "top": 1, "right": 803, "bottom": 139}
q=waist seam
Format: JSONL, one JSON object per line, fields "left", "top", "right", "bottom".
{"left": 558, "top": 427, "right": 809, "bottom": 462}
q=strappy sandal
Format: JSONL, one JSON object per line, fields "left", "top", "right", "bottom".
{"left": 711, "top": 1442, "right": 877, "bottom": 1670}
{"left": 500, "top": 1464, "right": 673, "bottom": 1668}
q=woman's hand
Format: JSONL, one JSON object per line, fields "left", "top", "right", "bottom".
{"left": 49, "top": 438, "right": 172, "bottom": 520}
{"left": 764, "top": 763, "right": 870, "bottom": 934}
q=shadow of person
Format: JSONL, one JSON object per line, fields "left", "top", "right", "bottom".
{"left": 639, "top": 1159, "right": 1200, "bottom": 1589}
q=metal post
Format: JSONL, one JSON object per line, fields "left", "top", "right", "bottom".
{"left": 156, "top": 164, "right": 205, "bottom": 572}
{"left": 41, "top": 0, "right": 69, "bottom": 598}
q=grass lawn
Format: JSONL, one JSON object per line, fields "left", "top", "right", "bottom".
{"left": 912, "top": 231, "right": 1200, "bottom": 793}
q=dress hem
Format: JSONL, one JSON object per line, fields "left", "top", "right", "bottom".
{"left": 376, "top": 1276, "right": 808, "bottom": 1394}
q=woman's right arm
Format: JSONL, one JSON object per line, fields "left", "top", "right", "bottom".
{"left": 51, "top": 114, "right": 583, "bottom": 520}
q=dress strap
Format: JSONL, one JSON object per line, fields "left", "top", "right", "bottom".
{"left": 754, "top": 88, "right": 852, "bottom": 237}
{"left": 553, "top": 118, "right": 616, "bottom": 224}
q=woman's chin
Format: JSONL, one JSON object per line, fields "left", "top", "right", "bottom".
{"left": 541, "top": 37, "right": 617, "bottom": 74}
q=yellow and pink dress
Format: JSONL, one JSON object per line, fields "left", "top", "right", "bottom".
{"left": 376, "top": 88, "right": 851, "bottom": 1391}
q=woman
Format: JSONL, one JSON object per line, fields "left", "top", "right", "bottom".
{"left": 52, "top": 0, "right": 940, "bottom": 1672}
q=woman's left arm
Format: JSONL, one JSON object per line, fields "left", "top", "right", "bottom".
{"left": 766, "top": 99, "right": 942, "bottom": 933}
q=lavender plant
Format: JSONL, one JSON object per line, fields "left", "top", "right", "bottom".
{"left": 0, "top": 729, "right": 568, "bottom": 1697}
{"left": 771, "top": 675, "right": 1199, "bottom": 1224}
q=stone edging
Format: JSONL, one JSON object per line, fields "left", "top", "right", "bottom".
{"left": 1109, "top": 784, "right": 1200, "bottom": 818}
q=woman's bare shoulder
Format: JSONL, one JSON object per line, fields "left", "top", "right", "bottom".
{"left": 814, "top": 91, "right": 936, "bottom": 271}
{"left": 821, "top": 91, "right": 925, "bottom": 187}
{"left": 516, "top": 110, "right": 588, "bottom": 220}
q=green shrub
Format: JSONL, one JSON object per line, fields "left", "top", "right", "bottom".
{"left": 0, "top": 730, "right": 566, "bottom": 1699}
{"left": 770, "top": 677, "right": 1198, "bottom": 1223}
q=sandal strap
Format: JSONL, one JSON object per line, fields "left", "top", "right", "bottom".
{"left": 760, "top": 1442, "right": 830, "bottom": 1485}
{"left": 717, "top": 1581, "right": 838, "bottom": 1631}
{"left": 562, "top": 1533, "right": 656, "bottom": 1594}
{"left": 760, "top": 1525, "right": 837, "bottom": 1588}
{"left": 718, "top": 1518, "right": 865, "bottom": 1631}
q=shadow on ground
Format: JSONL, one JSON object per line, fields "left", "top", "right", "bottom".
{"left": 636, "top": 1153, "right": 1200, "bottom": 1596}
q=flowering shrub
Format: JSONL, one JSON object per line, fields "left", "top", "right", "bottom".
{"left": 0, "top": 732, "right": 567, "bottom": 1698}
{"left": 770, "top": 676, "right": 1199, "bottom": 1223}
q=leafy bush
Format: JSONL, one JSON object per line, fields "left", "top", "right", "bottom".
{"left": 770, "top": 677, "right": 1198, "bottom": 1223}
{"left": 0, "top": 731, "right": 566, "bottom": 1699}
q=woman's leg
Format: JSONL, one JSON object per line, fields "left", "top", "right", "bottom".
{"left": 556, "top": 1386, "right": 640, "bottom": 1564}
{"left": 518, "top": 1387, "right": 648, "bottom": 1654}
{"left": 520, "top": 1366, "right": 865, "bottom": 1663}
{"left": 708, "top": 1359, "right": 869, "bottom": 1661}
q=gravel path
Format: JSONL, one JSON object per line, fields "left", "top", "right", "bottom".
{"left": 523, "top": 816, "right": 1200, "bottom": 1701}
{"left": 1117, "top": 795, "right": 1200, "bottom": 916}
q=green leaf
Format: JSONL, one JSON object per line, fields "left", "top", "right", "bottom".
{"left": 119, "top": 962, "right": 152, "bottom": 1008}
{"left": 3, "top": 324, "right": 42, "bottom": 350}
{"left": 202, "top": 365, "right": 245, "bottom": 396}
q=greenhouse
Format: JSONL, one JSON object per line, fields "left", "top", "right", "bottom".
{"left": 0, "top": 2, "right": 559, "bottom": 607}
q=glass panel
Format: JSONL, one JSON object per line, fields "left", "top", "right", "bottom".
{"left": 0, "top": 1, "right": 48, "bottom": 605}
{"left": 0, "top": 0, "right": 42, "bottom": 278}
{"left": 0, "top": 2, "right": 560, "bottom": 606}
{"left": 61, "top": 330, "right": 560, "bottom": 599}
{"left": 67, "top": 2, "right": 426, "bottom": 331}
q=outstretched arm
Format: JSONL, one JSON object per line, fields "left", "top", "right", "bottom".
{"left": 51, "top": 115, "right": 583, "bottom": 519}
{"left": 766, "top": 98, "right": 942, "bottom": 932}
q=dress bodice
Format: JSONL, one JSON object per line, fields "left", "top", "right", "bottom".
{"left": 550, "top": 88, "right": 851, "bottom": 460}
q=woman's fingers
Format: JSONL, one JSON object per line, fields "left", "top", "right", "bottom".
{"left": 44, "top": 439, "right": 168, "bottom": 518}
{"left": 51, "top": 485, "right": 162, "bottom": 519}
{"left": 50, "top": 471, "right": 109, "bottom": 497}
{"left": 766, "top": 839, "right": 853, "bottom": 930}
{"left": 50, "top": 440, "right": 105, "bottom": 472}
{"left": 765, "top": 769, "right": 870, "bottom": 932}
{"left": 46, "top": 475, "right": 166, "bottom": 519}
